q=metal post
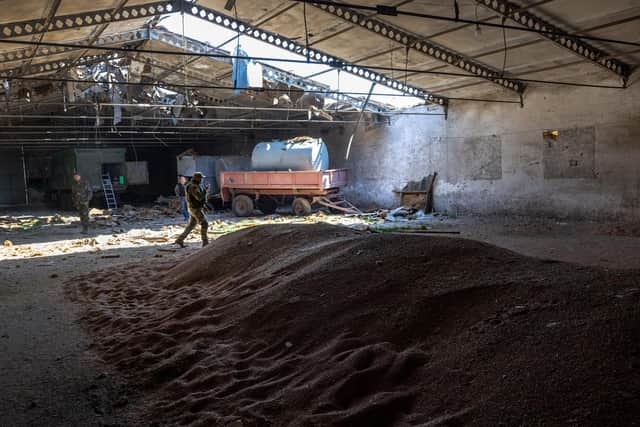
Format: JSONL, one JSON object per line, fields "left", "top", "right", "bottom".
{"left": 21, "top": 145, "right": 29, "bottom": 205}
{"left": 345, "top": 82, "right": 375, "bottom": 160}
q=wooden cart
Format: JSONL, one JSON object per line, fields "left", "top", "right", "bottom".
{"left": 219, "top": 168, "right": 359, "bottom": 216}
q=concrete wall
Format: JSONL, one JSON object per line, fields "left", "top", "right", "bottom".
{"left": 327, "top": 81, "right": 640, "bottom": 220}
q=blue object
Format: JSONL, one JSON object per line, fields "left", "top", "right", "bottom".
{"left": 180, "top": 197, "right": 189, "bottom": 220}
{"left": 232, "top": 46, "right": 249, "bottom": 94}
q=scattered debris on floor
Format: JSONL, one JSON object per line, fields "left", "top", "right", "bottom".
{"left": 155, "top": 195, "right": 181, "bottom": 211}
{"left": 0, "top": 207, "right": 462, "bottom": 260}
{"left": 0, "top": 214, "right": 72, "bottom": 231}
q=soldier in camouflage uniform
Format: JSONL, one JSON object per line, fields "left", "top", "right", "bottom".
{"left": 175, "top": 172, "right": 209, "bottom": 248}
{"left": 71, "top": 173, "right": 93, "bottom": 234}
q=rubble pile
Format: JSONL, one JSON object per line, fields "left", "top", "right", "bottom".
{"left": 91, "top": 205, "right": 177, "bottom": 228}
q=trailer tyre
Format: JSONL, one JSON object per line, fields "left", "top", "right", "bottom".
{"left": 257, "top": 197, "right": 278, "bottom": 215}
{"left": 292, "top": 197, "right": 312, "bottom": 216}
{"left": 232, "top": 194, "right": 254, "bottom": 217}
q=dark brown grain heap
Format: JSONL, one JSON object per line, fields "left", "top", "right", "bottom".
{"left": 67, "top": 224, "right": 640, "bottom": 426}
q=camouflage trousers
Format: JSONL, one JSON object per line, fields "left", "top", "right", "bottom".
{"left": 76, "top": 203, "right": 90, "bottom": 232}
{"left": 176, "top": 208, "right": 208, "bottom": 244}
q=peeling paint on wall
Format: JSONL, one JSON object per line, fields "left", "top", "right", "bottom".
{"left": 462, "top": 135, "right": 502, "bottom": 180}
{"left": 543, "top": 127, "right": 596, "bottom": 179}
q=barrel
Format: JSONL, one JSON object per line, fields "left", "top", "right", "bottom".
{"left": 251, "top": 138, "right": 329, "bottom": 171}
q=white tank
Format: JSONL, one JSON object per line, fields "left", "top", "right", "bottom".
{"left": 251, "top": 137, "right": 329, "bottom": 171}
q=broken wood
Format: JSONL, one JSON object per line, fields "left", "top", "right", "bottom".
{"left": 395, "top": 229, "right": 460, "bottom": 235}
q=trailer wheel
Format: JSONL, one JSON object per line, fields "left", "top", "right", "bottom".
{"left": 232, "top": 194, "right": 254, "bottom": 217}
{"left": 257, "top": 197, "right": 278, "bottom": 215}
{"left": 292, "top": 197, "right": 312, "bottom": 216}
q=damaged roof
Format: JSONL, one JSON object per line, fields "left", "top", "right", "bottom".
{"left": 0, "top": 0, "right": 637, "bottom": 144}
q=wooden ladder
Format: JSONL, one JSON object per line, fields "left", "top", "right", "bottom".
{"left": 101, "top": 173, "right": 118, "bottom": 210}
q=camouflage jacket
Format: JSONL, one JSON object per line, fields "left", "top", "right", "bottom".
{"left": 71, "top": 180, "right": 93, "bottom": 207}
{"left": 185, "top": 181, "right": 207, "bottom": 210}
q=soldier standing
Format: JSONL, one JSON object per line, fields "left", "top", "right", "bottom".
{"left": 71, "top": 172, "right": 93, "bottom": 234}
{"left": 174, "top": 175, "right": 189, "bottom": 221}
{"left": 174, "top": 172, "right": 209, "bottom": 248}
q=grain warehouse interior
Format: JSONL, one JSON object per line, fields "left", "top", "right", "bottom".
{"left": 0, "top": 1, "right": 639, "bottom": 426}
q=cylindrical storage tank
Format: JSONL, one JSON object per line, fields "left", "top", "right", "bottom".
{"left": 251, "top": 137, "right": 329, "bottom": 171}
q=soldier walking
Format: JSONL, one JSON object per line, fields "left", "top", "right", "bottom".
{"left": 174, "top": 172, "right": 209, "bottom": 248}
{"left": 71, "top": 172, "right": 93, "bottom": 234}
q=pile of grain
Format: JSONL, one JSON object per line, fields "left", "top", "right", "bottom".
{"left": 67, "top": 224, "right": 640, "bottom": 426}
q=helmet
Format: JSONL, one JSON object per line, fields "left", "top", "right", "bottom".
{"left": 192, "top": 172, "right": 206, "bottom": 179}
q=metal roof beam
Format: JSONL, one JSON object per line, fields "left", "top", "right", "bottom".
{"left": 475, "top": 0, "right": 632, "bottom": 80}
{"left": 311, "top": 2, "right": 526, "bottom": 94}
{"left": 1, "top": 52, "right": 126, "bottom": 78}
{"left": 0, "top": 1, "right": 172, "bottom": 39}
{"left": 0, "top": 28, "right": 149, "bottom": 66}
{"left": 68, "top": 0, "right": 132, "bottom": 70}
{"left": 20, "top": 0, "right": 63, "bottom": 72}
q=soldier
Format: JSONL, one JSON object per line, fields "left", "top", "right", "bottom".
{"left": 71, "top": 172, "right": 93, "bottom": 234}
{"left": 174, "top": 175, "right": 189, "bottom": 221}
{"left": 174, "top": 172, "right": 209, "bottom": 248}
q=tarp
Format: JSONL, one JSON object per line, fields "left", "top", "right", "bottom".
{"left": 247, "top": 61, "right": 263, "bottom": 88}
{"left": 232, "top": 46, "right": 249, "bottom": 94}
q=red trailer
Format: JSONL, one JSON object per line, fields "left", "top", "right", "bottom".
{"left": 219, "top": 168, "right": 359, "bottom": 216}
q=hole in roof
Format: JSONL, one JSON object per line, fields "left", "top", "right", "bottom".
{"left": 158, "top": 13, "right": 428, "bottom": 109}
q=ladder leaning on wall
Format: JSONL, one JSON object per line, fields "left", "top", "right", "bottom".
{"left": 101, "top": 173, "right": 118, "bottom": 210}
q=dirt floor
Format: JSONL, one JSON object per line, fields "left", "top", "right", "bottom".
{"left": 1, "top": 209, "right": 640, "bottom": 426}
